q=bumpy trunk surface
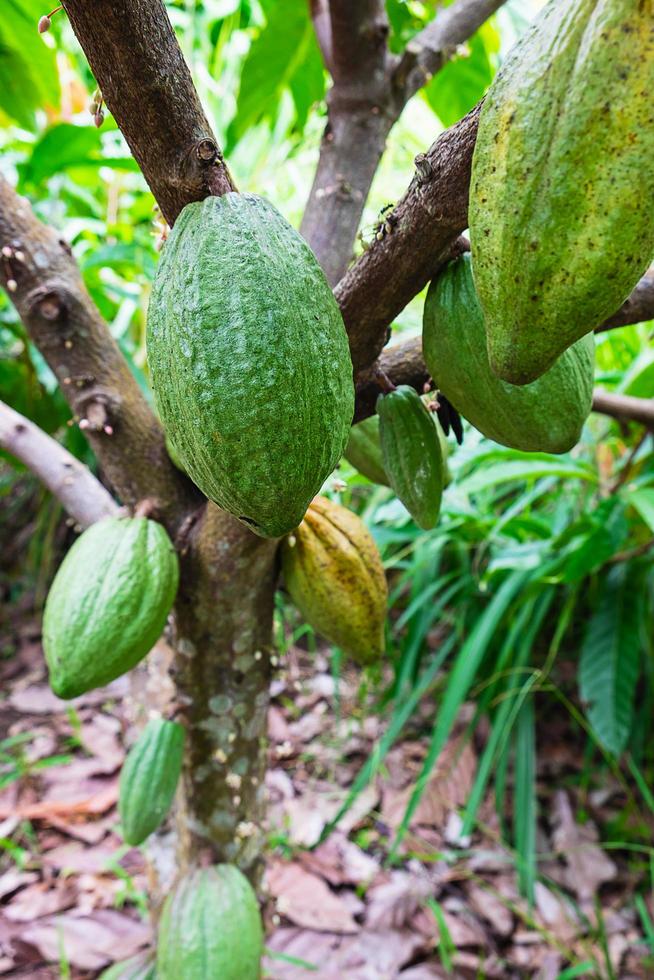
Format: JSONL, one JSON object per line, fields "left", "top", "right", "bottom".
{"left": 173, "top": 504, "right": 278, "bottom": 881}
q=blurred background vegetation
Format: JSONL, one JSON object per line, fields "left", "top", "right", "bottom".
{"left": 1, "top": 0, "right": 654, "bottom": 931}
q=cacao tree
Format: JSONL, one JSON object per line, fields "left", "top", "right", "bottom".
{"left": 0, "top": 0, "right": 653, "bottom": 975}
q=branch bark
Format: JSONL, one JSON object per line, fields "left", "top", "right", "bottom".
{"left": 354, "top": 335, "right": 654, "bottom": 431}
{"left": 303, "top": 0, "right": 506, "bottom": 286}
{"left": 0, "top": 400, "right": 118, "bottom": 527}
{"left": 395, "top": 0, "right": 507, "bottom": 102}
{"left": 0, "top": 179, "right": 201, "bottom": 530}
{"left": 60, "top": 0, "right": 235, "bottom": 226}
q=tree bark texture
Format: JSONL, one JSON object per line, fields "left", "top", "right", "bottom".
{"left": 60, "top": 0, "right": 235, "bottom": 226}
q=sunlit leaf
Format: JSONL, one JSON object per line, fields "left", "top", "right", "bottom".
{"left": 0, "top": 0, "right": 60, "bottom": 129}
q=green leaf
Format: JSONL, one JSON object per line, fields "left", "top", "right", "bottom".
{"left": 228, "top": 2, "right": 325, "bottom": 146}
{"left": 513, "top": 697, "right": 536, "bottom": 903}
{"left": 0, "top": 0, "right": 60, "bottom": 129}
{"left": 579, "top": 564, "right": 643, "bottom": 756}
{"left": 423, "top": 27, "right": 496, "bottom": 127}
{"left": 627, "top": 488, "right": 654, "bottom": 534}
{"left": 457, "top": 457, "right": 596, "bottom": 496}
{"left": 22, "top": 124, "right": 102, "bottom": 185}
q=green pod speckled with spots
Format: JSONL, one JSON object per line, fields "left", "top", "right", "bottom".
{"left": 119, "top": 717, "right": 185, "bottom": 846}
{"left": 157, "top": 865, "right": 263, "bottom": 980}
{"left": 43, "top": 518, "right": 179, "bottom": 700}
{"left": 98, "top": 953, "right": 156, "bottom": 980}
{"left": 423, "top": 254, "right": 595, "bottom": 453}
{"left": 147, "top": 193, "right": 354, "bottom": 538}
{"left": 470, "top": 0, "right": 654, "bottom": 384}
{"left": 376, "top": 386, "right": 444, "bottom": 530}
{"left": 281, "top": 495, "right": 387, "bottom": 664}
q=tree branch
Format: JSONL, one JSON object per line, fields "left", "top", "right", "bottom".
{"left": 596, "top": 267, "right": 654, "bottom": 332}
{"left": 60, "top": 0, "right": 235, "bottom": 226}
{"left": 337, "top": 106, "right": 480, "bottom": 372}
{"left": 354, "top": 336, "right": 654, "bottom": 432}
{"left": 592, "top": 390, "right": 654, "bottom": 429}
{"left": 301, "top": 0, "right": 392, "bottom": 285}
{"left": 394, "top": 0, "right": 508, "bottom": 102}
{"left": 0, "top": 400, "right": 118, "bottom": 527}
{"left": 0, "top": 178, "right": 202, "bottom": 530}
{"left": 309, "top": 0, "right": 333, "bottom": 74}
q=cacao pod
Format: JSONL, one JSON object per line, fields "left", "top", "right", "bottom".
{"left": 157, "top": 865, "right": 263, "bottom": 980}
{"left": 344, "top": 416, "right": 390, "bottom": 486}
{"left": 281, "top": 495, "right": 387, "bottom": 664}
{"left": 99, "top": 953, "right": 155, "bottom": 980}
{"left": 423, "top": 255, "right": 595, "bottom": 453}
{"left": 147, "top": 193, "right": 354, "bottom": 538}
{"left": 119, "top": 717, "right": 185, "bottom": 846}
{"left": 43, "top": 517, "right": 179, "bottom": 700}
{"left": 376, "top": 386, "right": 444, "bottom": 530}
{"left": 470, "top": 0, "right": 654, "bottom": 384}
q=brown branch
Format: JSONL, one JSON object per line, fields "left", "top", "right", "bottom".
{"left": 337, "top": 106, "right": 481, "bottom": 373}
{"left": 60, "top": 0, "right": 235, "bottom": 226}
{"left": 301, "top": 0, "right": 392, "bottom": 285}
{"left": 303, "top": 0, "right": 507, "bottom": 287}
{"left": 0, "top": 178, "right": 202, "bottom": 531}
{"left": 394, "top": 0, "right": 508, "bottom": 102}
{"left": 309, "top": 0, "right": 333, "bottom": 74}
{"left": 355, "top": 337, "right": 654, "bottom": 431}
{"left": 592, "top": 390, "right": 654, "bottom": 429}
{"left": 597, "top": 267, "right": 654, "bottom": 332}
{"left": 0, "top": 400, "right": 118, "bottom": 527}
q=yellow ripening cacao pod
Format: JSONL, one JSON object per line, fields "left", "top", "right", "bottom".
{"left": 281, "top": 496, "right": 387, "bottom": 664}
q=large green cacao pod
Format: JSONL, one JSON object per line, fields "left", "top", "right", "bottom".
{"left": 470, "top": 0, "right": 654, "bottom": 384}
{"left": 344, "top": 416, "right": 390, "bottom": 486}
{"left": 281, "top": 495, "right": 387, "bottom": 664}
{"left": 423, "top": 255, "right": 595, "bottom": 453}
{"left": 119, "top": 717, "right": 185, "bottom": 845}
{"left": 43, "top": 518, "right": 179, "bottom": 700}
{"left": 376, "top": 386, "right": 444, "bottom": 530}
{"left": 99, "top": 953, "right": 155, "bottom": 980}
{"left": 157, "top": 865, "right": 263, "bottom": 980}
{"left": 147, "top": 193, "right": 354, "bottom": 538}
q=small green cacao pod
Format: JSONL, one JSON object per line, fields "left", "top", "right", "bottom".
{"left": 377, "top": 386, "right": 444, "bottom": 530}
{"left": 98, "top": 953, "right": 156, "bottom": 980}
{"left": 147, "top": 193, "right": 354, "bottom": 538}
{"left": 469, "top": 0, "right": 654, "bottom": 384}
{"left": 281, "top": 495, "right": 387, "bottom": 664}
{"left": 423, "top": 254, "right": 595, "bottom": 453}
{"left": 119, "top": 717, "right": 185, "bottom": 846}
{"left": 157, "top": 865, "right": 263, "bottom": 980}
{"left": 344, "top": 416, "right": 390, "bottom": 486}
{"left": 43, "top": 517, "right": 179, "bottom": 700}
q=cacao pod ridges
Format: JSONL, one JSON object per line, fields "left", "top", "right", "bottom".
{"left": 281, "top": 495, "right": 388, "bottom": 665}
{"left": 147, "top": 192, "right": 354, "bottom": 538}
{"left": 119, "top": 717, "right": 185, "bottom": 846}
{"left": 43, "top": 517, "right": 179, "bottom": 700}
{"left": 377, "top": 386, "right": 444, "bottom": 530}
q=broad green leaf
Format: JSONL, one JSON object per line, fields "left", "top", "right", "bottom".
{"left": 579, "top": 564, "right": 643, "bottom": 755}
{"left": 0, "top": 0, "right": 60, "bottom": 129}
{"left": 423, "top": 27, "right": 497, "bottom": 127}
{"left": 228, "top": 2, "right": 325, "bottom": 145}
{"left": 22, "top": 124, "right": 102, "bottom": 185}
{"left": 627, "top": 488, "right": 654, "bottom": 534}
{"left": 457, "top": 458, "right": 596, "bottom": 496}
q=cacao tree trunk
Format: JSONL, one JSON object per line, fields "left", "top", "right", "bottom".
{"left": 173, "top": 505, "right": 278, "bottom": 882}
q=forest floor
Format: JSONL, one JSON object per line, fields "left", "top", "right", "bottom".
{"left": 0, "top": 606, "right": 652, "bottom": 979}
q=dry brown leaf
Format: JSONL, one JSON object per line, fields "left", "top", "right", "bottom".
{"left": 381, "top": 737, "right": 476, "bottom": 832}
{"left": 366, "top": 869, "right": 434, "bottom": 931}
{"left": 281, "top": 783, "right": 379, "bottom": 847}
{"left": 4, "top": 880, "right": 78, "bottom": 923}
{"left": 264, "top": 926, "right": 425, "bottom": 980}
{"left": 0, "top": 782, "right": 118, "bottom": 821}
{"left": 299, "top": 832, "right": 379, "bottom": 887}
{"left": 466, "top": 882, "right": 514, "bottom": 937}
{"left": 18, "top": 908, "right": 150, "bottom": 971}
{"left": 41, "top": 841, "right": 122, "bottom": 875}
{"left": 267, "top": 860, "right": 359, "bottom": 934}
{"left": 551, "top": 790, "right": 617, "bottom": 908}
{"left": 534, "top": 882, "right": 579, "bottom": 943}
{"left": 0, "top": 870, "right": 38, "bottom": 902}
